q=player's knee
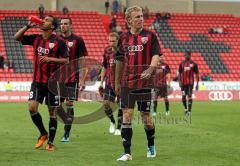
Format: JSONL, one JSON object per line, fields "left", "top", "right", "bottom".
{"left": 141, "top": 112, "right": 152, "bottom": 126}
{"left": 164, "top": 97, "right": 169, "bottom": 102}
{"left": 103, "top": 101, "right": 110, "bottom": 110}
{"left": 28, "top": 104, "right": 38, "bottom": 113}
{"left": 48, "top": 107, "right": 57, "bottom": 116}
{"left": 122, "top": 110, "right": 133, "bottom": 123}
{"left": 66, "top": 101, "right": 73, "bottom": 107}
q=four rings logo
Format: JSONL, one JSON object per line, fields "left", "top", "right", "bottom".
{"left": 128, "top": 45, "right": 143, "bottom": 52}
{"left": 209, "top": 91, "right": 233, "bottom": 101}
{"left": 38, "top": 47, "right": 49, "bottom": 55}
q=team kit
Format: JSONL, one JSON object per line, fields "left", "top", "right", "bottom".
{"left": 14, "top": 6, "right": 199, "bottom": 161}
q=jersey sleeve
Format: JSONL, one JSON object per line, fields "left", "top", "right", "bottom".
{"left": 150, "top": 33, "right": 161, "bottom": 57}
{"left": 77, "top": 38, "right": 88, "bottom": 57}
{"left": 166, "top": 64, "right": 171, "bottom": 73}
{"left": 102, "top": 54, "right": 107, "bottom": 69}
{"left": 21, "top": 34, "right": 38, "bottom": 46}
{"left": 194, "top": 63, "right": 199, "bottom": 74}
{"left": 178, "top": 63, "right": 183, "bottom": 74}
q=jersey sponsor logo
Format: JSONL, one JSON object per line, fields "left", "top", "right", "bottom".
{"left": 184, "top": 66, "right": 191, "bottom": 71}
{"left": 208, "top": 91, "right": 233, "bottom": 101}
{"left": 127, "top": 45, "right": 143, "bottom": 52}
{"left": 141, "top": 37, "right": 148, "bottom": 44}
{"left": 38, "top": 47, "right": 49, "bottom": 55}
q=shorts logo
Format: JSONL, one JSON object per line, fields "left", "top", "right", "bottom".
{"left": 184, "top": 66, "right": 191, "bottom": 71}
{"left": 209, "top": 91, "right": 233, "bottom": 101}
{"left": 182, "top": 91, "right": 186, "bottom": 96}
{"left": 29, "top": 91, "right": 34, "bottom": 99}
{"left": 146, "top": 101, "right": 151, "bottom": 110}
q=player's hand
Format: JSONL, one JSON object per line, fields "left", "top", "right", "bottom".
{"left": 179, "top": 81, "right": 182, "bottom": 88}
{"left": 79, "top": 80, "right": 85, "bottom": 91}
{"left": 98, "top": 86, "right": 104, "bottom": 97}
{"left": 27, "top": 21, "right": 37, "bottom": 28}
{"left": 140, "top": 66, "right": 155, "bottom": 79}
{"left": 195, "top": 84, "right": 199, "bottom": 91}
{"left": 39, "top": 56, "right": 51, "bottom": 64}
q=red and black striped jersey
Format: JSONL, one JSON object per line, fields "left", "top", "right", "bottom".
{"left": 155, "top": 62, "right": 171, "bottom": 87}
{"left": 102, "top": 48, "right": 116, "bottom": 87}
{"left": 21, "top": 34, "right": 68, "bottom": 84}
{"left": 60, "top": 33, "right": 87, "bottom": 83}
{"left": 116, "top": 29, "right": 161, "bottom": 89}
{"left": 178, "top": 60, "right": 199, "bottom": 86}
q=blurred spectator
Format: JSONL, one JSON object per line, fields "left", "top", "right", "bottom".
{"left": 164, "top": 12, "right": 171, "bottom": 19}
{"left": 3, "top": 61, "right": 8, "bottom": 69}
{"left": 199, "top": 82, "right": 207, "bottom": 91}
{"left": 201, "top": 73, "right": 207, "bottom": 81}
{"left": 143, "top": 6, "right": 149, "bottom": 19}
{"left": 0, "top": 54, "right": 4, "bottom": 69}
{"left": 105, "top": 0, "right": 110, "bottom": 14}
{"left": 38, "top": 4, "right": 45, "bottom": 19}
{"left": 121, "top": 0, "right": 127, "bottom": 14}
{"left": 156, "top": 12, "right": 171, "bottom": 21}
{"left": 8, "top": 60, "right": 14, "bottom": 69}
{"left": 112, "top": 0, "right": 119, "bottom": 14}
{"left": 201, "top": 73, "right": 212, "bottom": 81}
{"left": 209, "top": 27, "right": 227, "bottom": 34}
{"left": 109, "top": 15, "right": 117, "bottom": 32}
{"left": 4, "top": 81, "right": 13, "bottom": 91}
{"left": 90, "top": 68, "right": 98, "bottom": 81}
{"left": 116, "top": 24, "right": 122, "bottom": 36}
{"left": 62, "top": 6, "right": 69, "bottom": 15}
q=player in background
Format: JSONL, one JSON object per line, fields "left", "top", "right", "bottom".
{"left": 178, "top": 51, "right": 199, "bottom": 116}
{"left": 115, "top": 6, "right": 160, "bottom": 161}
{"left": 99, "top": 32, "right": 122, "bottom": 136}
{"left": 152, "top": 54, "right": 171, "bottom": 116}
{"left": 14, "top": 15, "right": 68, "bottom": 151}
{"left": 59, "top": 17, "right": 88, "bottom": 142}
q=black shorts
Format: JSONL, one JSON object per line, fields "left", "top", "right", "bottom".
{"left": 104, "top": 85, "right": 116, "bottom": 103}
{"left": 181, "top": 85, "right": 193, "bottom": 96}
{"left": 120, "top": 87, "right": 151, "bottom": 112}
{"left": 29, "top": 82, "right": 60, "bottom": 107}
{"left": 155, "top": 85, "right": 168, "bottom": 98}
{"left": 60, "top": 82, "right": 79, "bottom": 102}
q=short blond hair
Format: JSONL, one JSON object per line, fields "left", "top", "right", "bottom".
{"left": 125, "top": 6, "right": 142, "bottom": 26}
{"left": 109, "top": 32, "right": 119, "bottom": 40}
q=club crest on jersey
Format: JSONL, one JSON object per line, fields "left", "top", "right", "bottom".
{"left": 49, "top": 43, "right": 55, "bottom": 49}
{"left": 141, "top": 37, "right": 148, "bottom": 44}
{"left": 68, "top": 42, "right": 73, "bottom": 48}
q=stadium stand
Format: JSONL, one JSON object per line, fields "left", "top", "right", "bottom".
{"left": 0, "top": 10, "right": 239, "bottom": 81}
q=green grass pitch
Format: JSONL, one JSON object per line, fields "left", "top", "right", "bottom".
{"left": 0, "top": 101, "right": 240, "bottom": 166}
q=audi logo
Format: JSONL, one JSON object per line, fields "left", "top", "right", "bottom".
{"left": 208, "top": 91, "right": 233, "bottom": 101}
{"left": 128, "top": 45, "right": 143, "bottom": 52}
